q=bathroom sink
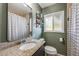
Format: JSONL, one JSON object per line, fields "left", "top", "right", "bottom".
{"left": 19, "top": 42, "right": 36, "bottom": 50}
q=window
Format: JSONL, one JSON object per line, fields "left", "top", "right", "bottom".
{"left": 44, "top": 16, "right": 53, "bottom": 32}
{"left": 44, "top": 11, "right": 64, "bottom": 33}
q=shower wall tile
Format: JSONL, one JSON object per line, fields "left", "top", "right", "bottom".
{"left": 67, "top": 3, "right": 79, "bottom": 56}
{"left": 67, "top": 3, "right": 77, "bottom": 56}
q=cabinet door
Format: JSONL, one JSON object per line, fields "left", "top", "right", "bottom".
{"left": 33, "top": 45, "right": 45, "bottom": 56}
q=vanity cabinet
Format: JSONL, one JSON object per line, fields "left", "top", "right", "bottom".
{"left": 33, "top": 45, "right": 45, "bottom": 56}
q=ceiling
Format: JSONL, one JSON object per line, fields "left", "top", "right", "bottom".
{"left": 39, "top": 3, "right": 56, "bottom": 8}
{"left": 8, "top": 3, "right": 32, "bottom": 17}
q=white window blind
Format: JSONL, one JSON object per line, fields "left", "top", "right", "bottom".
{"left": 44, "top": 11, "right": 64, "bottom": 33}
{"left": 44, "top": 16, "right": 53, "bottom": 32}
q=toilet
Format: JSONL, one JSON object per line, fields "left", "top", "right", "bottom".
{"left": 45, "top": 46, "right": 57, "bottom": 56}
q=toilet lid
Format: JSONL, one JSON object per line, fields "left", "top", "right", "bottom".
{"left": 45, "top": 46, "right": 57, "bottom": 52}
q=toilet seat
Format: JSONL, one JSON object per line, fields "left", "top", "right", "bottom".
{"left": 45, "top": 46, "right": 57, "bottom": 55}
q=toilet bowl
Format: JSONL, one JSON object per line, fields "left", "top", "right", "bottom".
{"left": 45, "top": 46, "right": 57, "bottom": 56}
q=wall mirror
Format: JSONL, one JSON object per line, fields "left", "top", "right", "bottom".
{"left": 8, "top": 3, "right": 32, "bottom": 41}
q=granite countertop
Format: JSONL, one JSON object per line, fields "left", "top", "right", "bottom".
{"left": 0, "top": 40, "right": 21, "bottom": 50}
{"left": 0, "top": 41, "right": 45, "bottom": 56}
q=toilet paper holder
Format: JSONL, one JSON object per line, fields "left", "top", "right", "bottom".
{"left": 59, "top": 38, "right": 65, "bottom": 44}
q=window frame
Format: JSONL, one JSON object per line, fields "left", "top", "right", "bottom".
{"left": 44, "top": 11, "right": 64, "bottom": 33}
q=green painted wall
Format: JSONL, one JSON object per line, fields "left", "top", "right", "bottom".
{"left": 0, "top": 4, "right": 2, "bottom": 42}
{"left": 0, "top": 3, "right": 7, "bottom": 42}
{"left": 42, "top": 3, "right": 67, "bottom": 55}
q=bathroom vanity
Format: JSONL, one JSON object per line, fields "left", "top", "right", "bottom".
{"left": 0, "top": 39, "right": 45, "bottom": 56}
{"left": 33, "top": 44, "right": 45, "bottom": 56}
